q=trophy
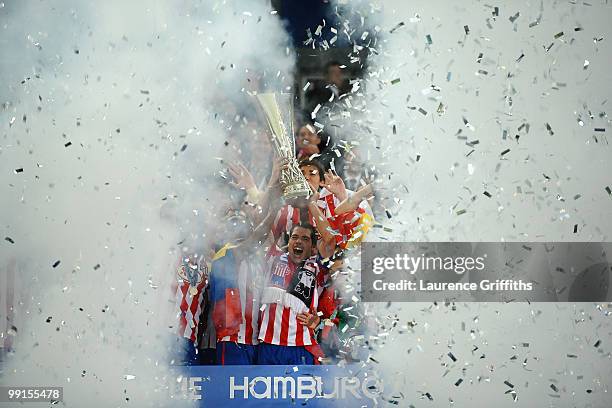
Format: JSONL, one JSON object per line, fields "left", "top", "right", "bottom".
{"left": 255, "top": 93, "right": 311, "bottom": 198}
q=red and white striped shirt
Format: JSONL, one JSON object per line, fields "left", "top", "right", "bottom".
{"left": 316, "top": 188, "right": 369, "bottom": 248}
{"left": 271, "top": 188, "right": 370, "bottom": 249}
{"left": 271, "top": 204, "right": 311, "bottom": 242}
{"left": 218, "top": 258, "right": 261, "bottom": 345}
{"left": 258, "top": 247, "right": 324, "bottom": 347}
{"left": 173, "top": 256, "right": 208, "bottom": 343}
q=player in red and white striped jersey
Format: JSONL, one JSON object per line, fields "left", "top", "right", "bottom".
{"left": 213, "top": 251, "right": 264, "bottom": 365}
{"left": 257, "top": 223, "right": 331, "bottom": 365}
{"left": 271, "top": 202, "right": 306, "bottom": 245}
{"left": 271, "top": 159, "right": 372, "bottom": 260}
{"left": 217, "top": 259, "right": 261, "bottom": 345}
{"left": 212, "top": 158, "right": 282, "bottom": 365}
{"left": 170, "top": 254, "right": 208, "bottom": 365}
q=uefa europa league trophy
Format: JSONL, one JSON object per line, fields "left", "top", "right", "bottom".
{"left": 255, "top": 93, "right": 311, "bottom": 198}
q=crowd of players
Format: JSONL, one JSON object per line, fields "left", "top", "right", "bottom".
{"left": 170, "top": 63, "right": 381, "bottom": 366}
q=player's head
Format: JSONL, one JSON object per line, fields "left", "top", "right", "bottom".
{"left": 287, "top": 223, "right": 317, "bottom": 264}
{"left": 220, "top": 207, "right": 252, "bottom": 243}
{"left": 299, "top": 159, "right": 325, "bottom": 192}
{"left": 297, "top": 123, "right": 321, "bottom": 153}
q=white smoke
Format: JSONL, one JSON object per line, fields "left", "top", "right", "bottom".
{"left": 325, "top": 0, "right": 612, "bottom": 242}
{"left": 0, "top": 0, "right": 293, "bottom": 406}
{"left": 319, "top": 1, "right": 612, "bottom": 406}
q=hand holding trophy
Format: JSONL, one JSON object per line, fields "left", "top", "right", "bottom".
{"left": 255, "top": 93, "right": 311, "bottom": 199}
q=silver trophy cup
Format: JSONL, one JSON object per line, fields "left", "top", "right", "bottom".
{"left": 255, "top": 93, "right": 311, "bottom": 198}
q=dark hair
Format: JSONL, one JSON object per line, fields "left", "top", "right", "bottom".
{"left": 298, "top": 158, "right": 326, "bottom": 182}
{"left": 316, "top": 131, "right": 331, "bottom": 153}
{"left": 289, "top": 223, "right": 317, "bottom": 246}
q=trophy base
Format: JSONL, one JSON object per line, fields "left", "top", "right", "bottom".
{"left": 282, "top": 181, "right": 311, "bottom": 199}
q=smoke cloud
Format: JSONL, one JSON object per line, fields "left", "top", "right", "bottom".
{"left": 1, "top": 0, "right": 293, "bottom": 406}
{"left": 320, "top": 1, "right": 612, "bottom": 405}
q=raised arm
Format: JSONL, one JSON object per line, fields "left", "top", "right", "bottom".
{"left": 254, "top": 158, "right": 282, "bottom": 218}
{"left": 323, "top": 170, "right": 348, "bottom": 201}
{"left": 234, "top": 198, "right": 281, "bottom": 260}
{"left": 233, "top": 162, "right": 282, "bottom": 258}
{"left": 228, "top": 161, "right": 260, "bottom": 202}
{"left": 229, "top": 158, "right": 282, "bottom": 226}
{"left": 334, "top": 183, "right": 373, "bottom": 215}
{"left": 307, "top": 191, "right": 337, "bottom": 259}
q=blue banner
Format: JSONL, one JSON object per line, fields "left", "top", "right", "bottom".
{"left": 176, "top": 365, "right": 380, "bottom": 407}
